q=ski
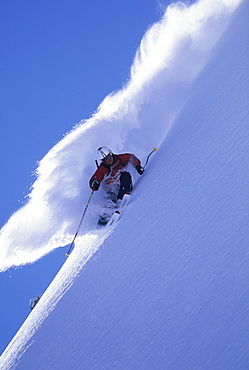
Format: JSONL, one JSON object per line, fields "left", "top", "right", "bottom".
{"left": 97, "top": 193, "right": 130, "bottom": 229}
{"left": 105, "top": 210, "right": 120, "bottom": 228}
{"left": 119, "top": 193, "right": 130, "bottom": 208}
{"left": 106, "top": 193, "right": 130, "bottom": 226}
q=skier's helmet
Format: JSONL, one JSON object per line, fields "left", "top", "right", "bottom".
{"left": 98, "top": 146, "right": 113, "bottom": 160}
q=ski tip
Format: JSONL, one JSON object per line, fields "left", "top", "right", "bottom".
{"left": 153, "top": 147, "right": 158, "bottom": 151}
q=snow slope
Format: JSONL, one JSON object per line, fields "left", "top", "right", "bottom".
{"left": 1, "top": 0, "right": 248, "bottom": 368}
{"left": 0, "top": 0, "right": 242, "bottom": 272}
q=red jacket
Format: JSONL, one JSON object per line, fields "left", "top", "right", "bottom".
{"left": 90, "top": 153, "right": 141, "bottom": 189}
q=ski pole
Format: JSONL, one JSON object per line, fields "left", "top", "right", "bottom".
{"left": 143, "top": 147, "right": 158, "bottom": 169}
{"left": 66, "top": 190, "right": 94, "bottom": 257}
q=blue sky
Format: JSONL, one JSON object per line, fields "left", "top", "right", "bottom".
{"left": 0, "top": 0, "right": 173, "bottom": 354}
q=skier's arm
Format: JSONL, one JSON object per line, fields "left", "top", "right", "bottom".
{"left": 118, "top": 153, "right": 139, "bottom": 166}
{"left": 132, "top": 155, "right": 144, "bottom": 175}
{"left": 89, "top": 164, "right": 109, "bottom": 191}
{"left": 119, "top": 153, "right": 144, "bottom": 175}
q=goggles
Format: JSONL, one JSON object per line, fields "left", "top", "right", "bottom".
{"left": 103, "top": 153, "right": 113, "bottom": 162}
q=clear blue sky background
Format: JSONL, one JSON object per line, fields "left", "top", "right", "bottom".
{"left": 0, "top": 0, "right": 173, "bottom": 354}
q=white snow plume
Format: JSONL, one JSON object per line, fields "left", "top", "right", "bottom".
{"left": 0, "top": 0, "right": 242, "bottom": 272}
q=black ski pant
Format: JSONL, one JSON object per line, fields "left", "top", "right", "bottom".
{"left": 117, "top": 171, "right": 132, "bottom": 200}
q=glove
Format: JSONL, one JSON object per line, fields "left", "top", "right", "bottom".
{"left": 136, "top": 165, "right": 144, "bottom": 175}
{"left": 90, "top": 179, "right": 100, "bottom": 191}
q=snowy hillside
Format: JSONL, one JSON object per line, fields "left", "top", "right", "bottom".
{"left": 1, "top": 0, "right": 248, "bottom": 369}
{"left": 0, "top": 0, "right": 243, "bottom": 272}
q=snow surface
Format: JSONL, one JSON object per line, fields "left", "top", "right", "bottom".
{"left": 1, "top": 0, "right": 249, "bottom": 368}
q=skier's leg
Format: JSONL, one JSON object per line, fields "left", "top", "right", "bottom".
{"left": 105, "top": 184, "right": 119, "bottom": 207}
{"left": 117, "top": 171, "right": 132, "bottom": 200}
{"left": 98, "top": 184, "right": 119, "bottom": 227}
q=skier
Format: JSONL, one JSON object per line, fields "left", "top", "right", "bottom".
{"left": 90, "top": 146, "right": 144, "bottom": 225}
